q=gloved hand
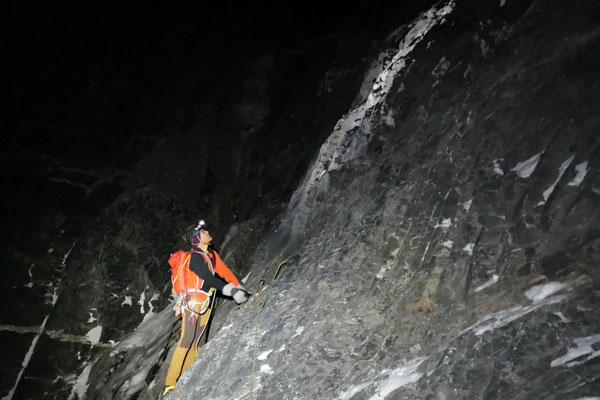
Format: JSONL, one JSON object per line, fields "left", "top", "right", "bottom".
{"left": 232, "top": 288, "right": 248, "bottom": 304}
{"left": 222, "top": 283, "right": 236, "bottom": 297}
{"left": 222, "top": 283, "right": 249, "bottom": 304}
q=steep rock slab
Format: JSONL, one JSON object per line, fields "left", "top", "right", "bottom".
{"left": 168, "top": 0, "right": 600, "bottom": 399}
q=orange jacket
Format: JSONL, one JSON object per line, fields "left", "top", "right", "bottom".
{"left": 184, "top": 249, "right": 240, "bottom": 300}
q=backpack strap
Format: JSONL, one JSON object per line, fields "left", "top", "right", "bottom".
{"left": 191, "top": 249, "right": 216, "bottom": 275}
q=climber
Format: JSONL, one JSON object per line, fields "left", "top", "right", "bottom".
{"left": 163, "top": 220, "right": 249, "bottom": 396}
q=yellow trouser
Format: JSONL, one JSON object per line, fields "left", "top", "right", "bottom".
{"left": 165, "top": 298, "right": 213, "bottom": 386}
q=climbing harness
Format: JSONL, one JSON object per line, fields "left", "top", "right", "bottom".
{"left": 192, "top": 287, "right": 216, "bottom": 351}
{"left": 185, "top": 289, "right": 213, "bottom": 314}
{"left": 162, "top": 287, "right": 216, "bottom": 398}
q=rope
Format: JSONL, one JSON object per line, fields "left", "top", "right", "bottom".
{"left": 248, "top": 260, "right": 288, "bottom": 400}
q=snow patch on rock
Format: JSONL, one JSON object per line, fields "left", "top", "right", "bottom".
{"left": 67, "top": 363, "right": 93, "bottom": 400}
{"left": 338, "top": 357, "right": 426, "bottom": 400}
{"left": 138, "top": 291, "right": 146, "bottom": 314}
{"left": 511, "top": 151, "right": 543, "bottom": 178}
{"left": 462, "top": 199, "right": 473, "bottom": 212}
{"left": 567, "top": 161, "right": 589, "bottom": 186}
{"left": 260, "top": 364, "right": 273, "bottom": 374}
{"left": 493, "top": 159, "right": 504, "bottom": 175}
{"left": 285, "top": 0, "right": 456, "bottom": 234}
{"left": 551, "top": 334, "right": 600, "bottom": 368}
{"left": 2, "top": 316, "right": 50, "bottom": 400}
{"left": 463, "top": 243, "right": 475, "bottom": 255}
{"left": 292, "top": 326, "right": 305, "bottom": 338}
{"left": 467, "top": 294, "right": 566, "bottom": 336}
{"left": 257, "top": 350, "right": 273, "bottom": 361}
{"left": 525, "top": 282, "right": 566, "bottom": 301}
{"left": 537, "top": 155, "right": 574, "bottom": 206}
{"left": 434, "top": 218, "right": 452, "bottom": 229}
{"left": 474, "top": 274, "right": 499, "bottom": 292}
{"left": 86, "top": 326, "right": 102, "bottom": 346}
{"left": 441, "top": 240, "right": 454, "bottom": 249}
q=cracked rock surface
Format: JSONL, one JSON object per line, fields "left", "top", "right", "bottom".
{"left": 3, "top": 0, "right": 600, "bottom": 399}
{"left": 164, "top": 1, "right": 600, "bottom": 399}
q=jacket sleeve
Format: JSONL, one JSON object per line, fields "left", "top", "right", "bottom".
{"left": 189, "top": 252, "right": 226, "bottom": 292}
{"left": 213, "top": 251, "right": 241, "bottom": 286}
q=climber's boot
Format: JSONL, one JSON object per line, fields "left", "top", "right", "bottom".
{"left": 162, "top": 385, "right": 175, "bottom": 397}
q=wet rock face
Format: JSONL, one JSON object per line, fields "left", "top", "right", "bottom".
{"left": 3, "top": 0, "right": 600, "bottom": 399}
{"left": 1, "top": 4, "right": 380, "bottom": 398}
{"left": 166, "top": 0, "right": 599, "bottom": 399}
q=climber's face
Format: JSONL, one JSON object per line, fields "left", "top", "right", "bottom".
{"left": 199, "top": 229, "right": 212, "bottom": 244}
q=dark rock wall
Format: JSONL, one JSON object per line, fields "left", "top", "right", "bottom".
{"left": 2, "top": 2, "right": 403, "bottom": 398}
{"left": 157, "top": 0, "right": 598, "bottom": 399}
{"left": 2, "top": 0, "right": 599, "bottom": 399}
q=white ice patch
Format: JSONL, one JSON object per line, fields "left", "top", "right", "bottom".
{"left": 51, "top": 286, "right": 59, "bottom": 306}
{"left": 474, "top": 274, "right": 499, "bottom": 292}
{"left": 121, "top": 296, "right": 132, "bottom": 306}
{"left": 86, "top": 326, "right": 102, "bottom": 346}
{"left": 569, "top": 398, "right": 600, "bottom": 400}
{"left": 257, "top": 350, "right": 273, "bottom": 361}
{"left": 260, "top": 364, "right": 273, "bottom": 374}
{"left": 553, "top": 311, "right": 570, "bottom": 323}
{"left": 500, "top": 0, "right": 506, "bottom": 7}
{"left": 525, "top": 282, "right": 566, "bottom": 301}
{"left": 462, "top": 199, "right": 473, "bottom": 212}
{"left": 140, "top": 294, "right": 160, "bottom": 326}
{"left": 148, "top": 293, "right": 159, "bottom": 311}
{"left": 48, "top": 247, "right": 54, "bottom": 254}
{"left": 338, "top": 358, "right": 426, "bottom": 400}
{"left": 138, "top": 291, "right": 146, "bottom": 314}
{"left": 550, "top": 334, "right": 600, "bottom": 368}
{"left": 376, "top": 261, "right": 394, "bottom": 279}
{"left": 284, "top": 0, "right": 456, "bottom": 235}
{"left": 434, "top": 218, "right": 452, "bottom": 229}
{"left": 292, "top": 326, "right": 304, "bottom": 338}
{"left": 511, "top": 151, "right": 543, "bottom": 178}
{"left": 567, "top": 161, "right": 589, "bottom": 186}
{"left": 241, "top": 271, "right": 251, "bottom": 285}
{"left": 441, "top": 240, "right": 454, "bottom": 249}
{"left": 67, "top": 363, "right": 93, "bottom": 400}
{"left": 2, "top": 315, "right": 50, "bottom": 400}
{"left": 61, "top": 242, "right": 76, "bottom": 267}
{"left": 87, "top": 312, "right": 97, "bottom": 323}
{"left": 278, "top": 344, "right": 286, "bottom": 352}
{"left": 466, "top": 294, "right": 566, "bottom": 336}
{"left": 463, "top": 243, "right": 475, "bottom": 256}
{"left": 493, "top": 159, "right": 504, "bottom": 175}
{"left": 26, "top": 264, "right": 34, "bottom": 288}
{"left": 333, "top": 0, "right": 456, "bottom": 169}
{"left": 537, "top": 155, "right": 575, "bottom": 206}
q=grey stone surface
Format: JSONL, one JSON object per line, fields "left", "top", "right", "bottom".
{"left": 162, "top": 1, "right": 600, "bottom": 399}
{"left": 3, "top": 0, "right": 599, "bottom": 399}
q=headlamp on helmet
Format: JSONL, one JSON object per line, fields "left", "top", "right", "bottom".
{"left": 183, "top": 219, "right": 209, "bottom": 243}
